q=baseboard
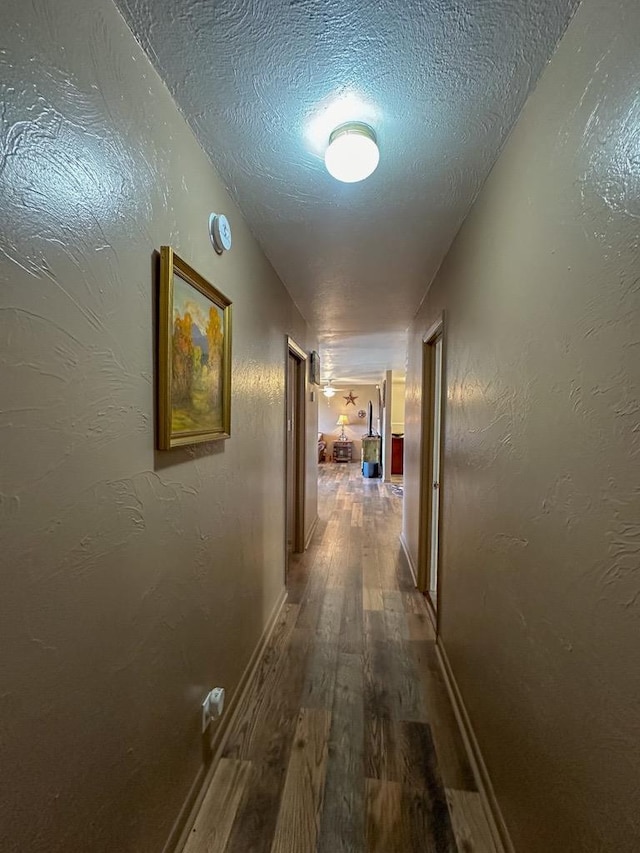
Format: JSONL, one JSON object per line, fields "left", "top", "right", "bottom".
{"left": 304, "top": 514, "right": 319, "bottom": 550}
{"left": 399, "top": 532, "right": 418, "bottom": 588}
{"left": 164, "top": 586, "right": 288, "bottom": 853}
{"left": 399, "top": 533, "right": 437, "bottom": 632}
{"left": 435, "top": 640, "right": 515, "bottom": 853}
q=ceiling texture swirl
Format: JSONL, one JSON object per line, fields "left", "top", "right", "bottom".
{"left": 116, "top": 0, "right": 578, "bottom": 382}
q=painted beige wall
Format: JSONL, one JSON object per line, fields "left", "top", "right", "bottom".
{"left": 391, "top": 376, "right": 405, "bottom": 432}
{"left": 318, "top": 384, "right": 379, "bottom": 461}
{"left": 403, "top": 1, "right": 640, "bottom": 850}
{"left": 0, "top": 0, "right": 317, "bottom": 850}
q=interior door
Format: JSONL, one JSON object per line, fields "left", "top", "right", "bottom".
{"left": 286, "top": 351, "right": 297, "bottom": 556}
{"left": 428, "top": 334, "right": 443, "bottom": 600}
{"left": 285, "top": 339, "right": 306, "bottom": 575}
{"left": 418, "top": 320, "right": 444, "bottom": 615}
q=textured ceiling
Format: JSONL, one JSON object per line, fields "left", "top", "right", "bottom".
{"left": 117, "top": 0, "right": 577, "bottom": 383}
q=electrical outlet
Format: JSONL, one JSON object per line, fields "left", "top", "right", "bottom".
{"left": 201, "top": 687, "right": 225, "bottom": 733}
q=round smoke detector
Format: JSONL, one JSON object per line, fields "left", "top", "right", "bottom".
{"left": 209, "top": 213, "right": 232, "bottom": 254}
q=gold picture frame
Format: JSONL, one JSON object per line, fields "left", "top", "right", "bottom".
{"left": 158, "top": 246, "right": 232, "bottom": 449}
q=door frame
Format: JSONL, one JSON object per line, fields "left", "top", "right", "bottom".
{"left": 285, "top": 336, "right": 307, "bottom": 564}
{"left": 417, "top": 315, "right": 445, "bottom": 625}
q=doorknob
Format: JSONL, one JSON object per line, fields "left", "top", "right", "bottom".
{"left": 433, "top": 482, "right": 440, "bottom": 488}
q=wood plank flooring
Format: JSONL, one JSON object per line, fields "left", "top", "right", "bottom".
{"left": 183, "top": 464, "right": 495, "bottom": 853}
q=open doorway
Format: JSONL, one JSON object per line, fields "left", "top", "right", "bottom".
{"left": 285, "top": 337, "right": 307, "bottom": 576}
{"left": 418, "top": 318, "right": 444, "bottom": 617}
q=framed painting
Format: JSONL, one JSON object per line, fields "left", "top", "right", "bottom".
{"left": 309, "top": 350, "right": 321, "bottom": 385}
{"left": 158, "top": 246, "right": 232, "bottom": 449}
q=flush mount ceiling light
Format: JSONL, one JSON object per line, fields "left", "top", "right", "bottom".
{"left": 324, "top": 122, "right": 379, "bottom": 183}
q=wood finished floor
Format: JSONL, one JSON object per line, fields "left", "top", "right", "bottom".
{"left": 183, "top": 464, "right": 497, "bottom": 853}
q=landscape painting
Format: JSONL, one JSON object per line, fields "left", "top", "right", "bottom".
{"left": 158, "top": 247, "right": 232, "bottom": 449}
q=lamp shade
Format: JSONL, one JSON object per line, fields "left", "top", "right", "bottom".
{"left": 325, "top": 122, "right": 379, "bottom": 183}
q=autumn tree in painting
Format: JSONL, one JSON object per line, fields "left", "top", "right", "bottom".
{"left": 206, "top": 306, "right": 223, "bottom": 405}
{"left": 162, "top": 252, "right": 230, "bottom": 443}
{"left": 172, "top": 311, "right": 194, "bottom": 406}
{"left": 171, "top": 294, "right": 225, "bottom": 432}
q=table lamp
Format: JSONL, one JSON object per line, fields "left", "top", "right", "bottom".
{"left": 336, "top": 414, "right": 349, "bottom": 441}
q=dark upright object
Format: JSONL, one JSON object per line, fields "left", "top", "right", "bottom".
{"left": 362, "top": 436, "right": 382, "bottom": 478}
{"left": 391, "top": 436, "right": 404, "bottom": 475}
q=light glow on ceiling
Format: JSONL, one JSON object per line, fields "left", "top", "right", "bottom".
{"left": 304, "top": 91, "right": 381, "bottom": 156}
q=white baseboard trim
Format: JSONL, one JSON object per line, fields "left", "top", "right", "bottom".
{"left": 304, "top": 514, "right": 319, "bottom": 550}
{"left": 165, "top": 586, "right": 288, "bottom": 853}
{"left": 399, "top": 532, "right": 418, "bottom": 588}
{"left": 399, "top": 533, "right": 437, "bottom": 633}
{"left": 435, "top": 640, "right": 515, "bottom": 853}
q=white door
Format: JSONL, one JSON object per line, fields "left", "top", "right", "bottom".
{"left": 429, "top": 335, "right": 443, "bottom": 599}
{"left": 286, "top": 351, "right": 297, "bottom": 557}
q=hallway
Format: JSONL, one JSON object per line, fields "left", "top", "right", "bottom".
{"left": 183, "top": 464, "right": 495, "bottom": 853}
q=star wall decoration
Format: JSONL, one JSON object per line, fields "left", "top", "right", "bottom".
{"left": 344, "top": 391, "right": 358, "bottom": 406}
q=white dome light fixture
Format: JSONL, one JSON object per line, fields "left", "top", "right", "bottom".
{"left": 325, "top": 122, "right": 379, "bottom": 183}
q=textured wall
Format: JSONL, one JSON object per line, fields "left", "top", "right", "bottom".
{"left": 391, "top": 378, "right": 406, "bottom": 431}
{"left": 403, "top": 0, "right": 640, "bottom": 849}
{"left": 0, "top": 1, "right": 316, "bottom": 850}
